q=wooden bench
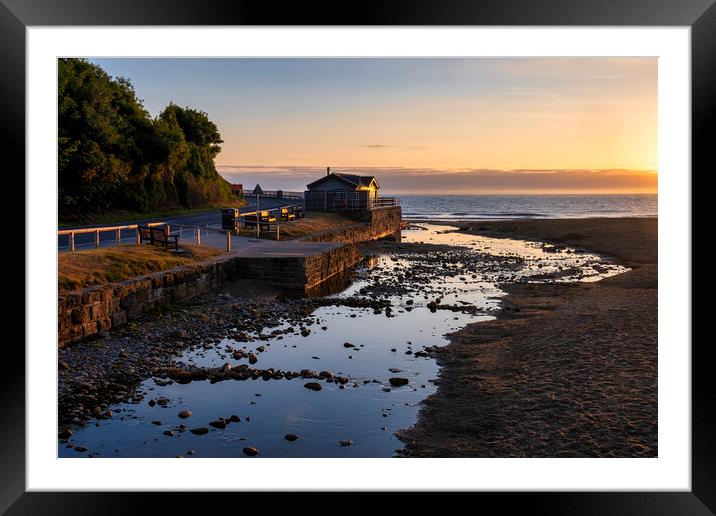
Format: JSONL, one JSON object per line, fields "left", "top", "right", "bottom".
{"left": 138, "top": 224, "right": 179, "bottom": 250}
{"left": 244, "top": 210, "right": 276, "bottom": 231}
{"left": 280, "top": 207, "right": 296, "bottom": 222}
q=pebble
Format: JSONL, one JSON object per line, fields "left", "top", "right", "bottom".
{"left": 243, "top": 447, "right": 259, "bottom": 456}
{"left": 190, "top": 427, "right": 209, "bottom": 435}
{"left": 304, "top": 382, "right": 322, "bottom": 391}
{"left": 339, "top": 440, "right": 353, "bottom": 447}
{"left": 284, "top": 434, "right": 299, "bottom": 441}
{"left": 178, "top": 410, "right": 192, "bottom": 419}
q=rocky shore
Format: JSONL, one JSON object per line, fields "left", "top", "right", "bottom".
{"left": 398, "top": 217, "right": 658, "bottom": 457}
{"left": 58, "top": 218, "right": 651, "bottom": 458}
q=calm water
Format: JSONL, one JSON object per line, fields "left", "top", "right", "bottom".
{"left": 399, "top": 194, "right": 657, "bottom": 221}
{"left": 59, "top": 225, "right": 628, "bottom": 458}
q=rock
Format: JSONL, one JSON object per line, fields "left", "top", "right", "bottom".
{"left": 339, "top": 440, "right": 353, "bottom": 447}
{"left": 300, "top": 329, "right": 311, "bottom": 337}
{"left": 229, "top": 415, "right": 241, "bottom": 423}
{"left": 388, "top": 368, "right": 402, "bottom": 373}
{"left": 221, "top": 363, "right": 232, "bottom": 372}
{"left": 248, "top": 353, "right": 258, "bottom": 364}
{"left": 343, "top": 342, "right": 355, "bottom": 348}
{"left": 151, "top": 420, "right": 162, "bottom": 425}
{"left": 319, "top": 371, "right": 334, "bottom": 379}
{"left": 178, "top": 410, "right": 192, "bottom": 419}
{"left": 163, "top": 430, "right": 175, "bottom": 436}
{"left": 243, "top": 447, "right": 259, "bottom": 456}
{"left": 58, "top": 427, "right": 72, "bottom": 440}
{"left": 284, "top": 434, "right": 299, "bottom": 441}
{"left": 389, "top": 377, "right": 409, "bottom": 387}
{"left": 209, "top": 419, "right": 227, "bottom": 429}
{"left": 190, "top": 427, "right": 209, "bottom": 435}
{"left": 304, "top": 382, "right": 322, "bottom": 391}
{"left": 74, "top": 446, "right": 88, "bottom": 453}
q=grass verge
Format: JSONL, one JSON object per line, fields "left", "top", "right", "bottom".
{"left": 235, "top": 211, "right": 358, "bottom": 239}
{"left": 59, "top": 244, "right": 227, "bottom": 292}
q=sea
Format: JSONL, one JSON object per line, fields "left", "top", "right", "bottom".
{"left": 396, "top": 194, "right": 657, "bottom": 221}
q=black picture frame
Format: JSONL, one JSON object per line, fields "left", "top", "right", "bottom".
{"left": 4, "top": 0, "right": 707, "bottom": 513}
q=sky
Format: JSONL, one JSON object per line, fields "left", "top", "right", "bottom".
{"left": 89, "top": 57, "right": 657, "bottom": 194}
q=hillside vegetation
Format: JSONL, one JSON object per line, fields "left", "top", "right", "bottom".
{"left": 59, "top": 58, "right": 238, "bottom": 223}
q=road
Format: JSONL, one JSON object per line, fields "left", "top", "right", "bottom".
{"left": 58, "top": 197, "right": 301, "bottom": 252}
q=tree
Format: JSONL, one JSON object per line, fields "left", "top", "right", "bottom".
{"left": 58, "top": 58, "right": 232, "bottom": 221}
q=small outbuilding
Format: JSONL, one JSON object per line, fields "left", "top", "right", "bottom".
{"left": 305, "top": 168, "right": 382, "bottom": 212}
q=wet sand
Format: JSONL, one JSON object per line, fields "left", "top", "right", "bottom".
{"left": 399, "top": 217, "right": 657, "bottom": 457}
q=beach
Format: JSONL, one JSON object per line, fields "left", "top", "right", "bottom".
{"left": 57, "top": 216, "right": 657, "bottom": 458}
{"left": 399, "top": 217, "right": 657, "bottom": 457}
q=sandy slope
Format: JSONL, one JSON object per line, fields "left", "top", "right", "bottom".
{"left": 399, "top": 218, "right": 658, "bottom": 457}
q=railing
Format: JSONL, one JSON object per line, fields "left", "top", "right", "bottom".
{"left": 369, "top": 197, "right": 399, "bottom": 209}
{"left": 304, "top": 190, "right": 399, "bottom": 212}
{"left": 58, "top": 222, "right": 166, "bottom": 252}
{"left": 252, "top": 190, "right": 304, "bottom": 200}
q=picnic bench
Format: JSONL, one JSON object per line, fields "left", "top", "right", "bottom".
{"left": 280, "top": 207, "right": 296, "bottom": 221}
{"left": 244, "top": 210, "right": 276, "bottom": 231}
{"left": 138, "top": 224, "right": 179, "bottom": 250}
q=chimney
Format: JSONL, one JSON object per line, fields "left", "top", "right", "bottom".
{"left": 327, "top": 166, "right": 330, "bottom": 176}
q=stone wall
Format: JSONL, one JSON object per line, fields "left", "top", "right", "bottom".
{"left": 58, "top": 244, "right": 361, "bottom": 347}
{"left": 301, "top": 206, "right": 402, "bottom": 244}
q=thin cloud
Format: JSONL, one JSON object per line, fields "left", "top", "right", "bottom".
{"left": 217, "top": 166, "right": 657, "bottom": 194}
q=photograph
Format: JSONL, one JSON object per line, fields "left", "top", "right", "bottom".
{"left": 4, "top": 0, "right": 707, "bottom": 509}
{"left": 55, "top": 56, "right": 659, "bottom": 459}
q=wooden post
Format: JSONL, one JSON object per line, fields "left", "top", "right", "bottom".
{"left": 226, "top": 231, "right": 231, "bottom": 251}
{"left": 69, "top": 232, "right": 75, "bottom": 252}
{"left": 276, "top": 224, "right": 280, "bottom": 241}
{"left": 116, "top": 228, "right": 121, "bottom": 245}
{"left": 136, "top": 228, "right": 140, "bottom": 245}
{"left": 94, "top": 230, "right": 100, "bottom": 248}
{"left": 256, "top": 194, "right": 260, "bottom": 239}
{"left": 196, "top": 227, "right": 201, "bottom": 245}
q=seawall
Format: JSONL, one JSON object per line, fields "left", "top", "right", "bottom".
{"left": 58, "top": 244, "right": 360, "bottom": 347}
{"left": 301, "top": 206, "right": 403, "bottom": 244}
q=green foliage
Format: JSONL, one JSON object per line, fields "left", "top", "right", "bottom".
{"left": 58, "top": 58, "right": 233, "bottom": 220}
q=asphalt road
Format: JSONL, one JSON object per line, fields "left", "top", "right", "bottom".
{"left": 58, "top": 197, "right": 301, "bottom": 251}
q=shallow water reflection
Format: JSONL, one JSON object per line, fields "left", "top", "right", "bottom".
{"left": 60, "top": 224, "right": 627, "bottom": 458}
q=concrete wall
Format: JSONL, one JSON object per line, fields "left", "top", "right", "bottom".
{"left": 58, "top": 244, "right": 361, "bottom": 347}
{"left": 301, "top": 206, "right": 402, "bottom": 244}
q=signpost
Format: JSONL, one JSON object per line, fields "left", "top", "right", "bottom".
{"left": 252, "top": 184, "right": 263, "bottom": 239}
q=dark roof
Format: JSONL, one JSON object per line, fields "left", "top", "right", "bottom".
{"left": 306, "top": 173, "right": 380, "bottom": 190}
